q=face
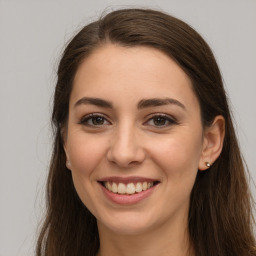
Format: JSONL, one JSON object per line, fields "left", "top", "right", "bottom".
{"left": 64, "top": 44, "right": 206, "bottom": 236}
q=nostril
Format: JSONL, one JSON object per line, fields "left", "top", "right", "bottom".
{"left": 108, "top": 158, "right": 142, "bottom": 168}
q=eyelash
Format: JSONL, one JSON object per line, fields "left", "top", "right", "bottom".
{"left": 79, "top": 113, "right": 111, "bottom": 127}
{"left": 144, "top": 113, "right": 177, "bottom": 128}
{"left": 79, "top": 113, "right": 177, "bottom": 128}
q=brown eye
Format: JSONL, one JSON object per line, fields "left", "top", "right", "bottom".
{"left": 145, "top": 114, "right": 177, "bottom": 128}
{"left": 91, "top": 116, "right": 105, "bottom": 125}
{"left": 153, "top": 116, "right": 168, "bottom": 126}
{"left": 80, "top": 114, "right": 111, "bottom": 126}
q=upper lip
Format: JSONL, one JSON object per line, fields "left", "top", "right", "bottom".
{"left": 98, "top": 176, "right": 160, "bottom": 184}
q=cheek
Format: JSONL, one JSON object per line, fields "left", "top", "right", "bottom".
{"left": 66, "top": 134, "right": 109, "bottom": 213}
{"left": 149, "top": 132, "right": 203, "bottom": 180}
{"left": 67, "top": 134, "right": 108, "bottom": 177}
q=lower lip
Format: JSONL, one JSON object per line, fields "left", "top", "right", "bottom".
{"left": 100, "top": 184, "right": 157, "bottom": 205}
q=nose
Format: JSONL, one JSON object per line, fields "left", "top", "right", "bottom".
{"left": 107, "top": 124, "right": 146, "bottom": 168}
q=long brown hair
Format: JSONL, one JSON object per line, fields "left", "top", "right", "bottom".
{"left": 36, "top": 8, "right": 256, "bottom": 256}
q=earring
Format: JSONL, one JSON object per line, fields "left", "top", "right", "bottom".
{"left": 66, "top": 160, "right": 71, "bottom": 167}
{"left": 205, "top": 162, "right": 211, "bottom": 168}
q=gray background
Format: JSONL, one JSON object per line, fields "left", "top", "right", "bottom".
{"left": 0, "top": 0, "right": 255, "bottom": 255}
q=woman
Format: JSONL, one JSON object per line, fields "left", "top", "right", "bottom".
{"left": 36, "top": 8, "right": 256, "bottom": 256}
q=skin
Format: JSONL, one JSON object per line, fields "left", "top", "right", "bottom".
{"left": 64, "top": 44, "right": 225, "bottom": 256}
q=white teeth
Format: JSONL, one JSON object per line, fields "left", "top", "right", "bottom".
{"left": 106, "top": 182, "right": 112, "bottom": 191}
{"left": 117, "top": 183, "right": 126, "bottom": 194}
{"left": 103, "top": 181, "right": 155, "bottom": 195}
{"left": 142, "top": 182, "right": 148, "bottom": 191}
{"left": 135, "top": 182, "right": 142, "bottom": 193}
{"left": 126, "top": 183, "right": 136, "bottom": 194}
{"left": 112, "top": 182, "right": 118, "bottom": 193}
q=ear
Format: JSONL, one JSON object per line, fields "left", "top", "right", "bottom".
{"left": 61, "top": 126, "right": 71, "bottom": 170}
{"left": 64, "top": 146, "right": 72, "bottom": 170}
{"left": 198, "top": 115, "right": 225, "bottom": 171}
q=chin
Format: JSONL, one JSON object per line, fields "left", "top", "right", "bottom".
{"left": 97, "top": 210, "right": 161, "bottom": 236}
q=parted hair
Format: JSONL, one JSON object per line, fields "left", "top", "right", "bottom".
{"left": 36, "top": 8, "right": 256, "bottom": 256}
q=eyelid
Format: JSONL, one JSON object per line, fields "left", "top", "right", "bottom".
{"left": 146, "top": 112, "right": 177, "bottom": 121}
{"left": 78, "top": 112, "right": 177, "bottom": 128}
{"left": 79, "top": 113, "right": 111, "bottom": 126}
{"left": 143, "top": 113, "right": 178, "bottom": 127}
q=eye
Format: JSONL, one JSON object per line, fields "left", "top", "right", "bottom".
{"left": 145, "top": 114, "right": 177, "bottom": 127}
{"left": 79, "top": 114, "right": 111, "bottom": 127}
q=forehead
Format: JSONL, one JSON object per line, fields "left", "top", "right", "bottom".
{"left": 71, "top": 44, "right": 199, "bottom": 111}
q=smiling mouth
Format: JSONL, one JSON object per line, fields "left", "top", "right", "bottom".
{"left": 99, "top": 181, "right": 159, "bottom": 195}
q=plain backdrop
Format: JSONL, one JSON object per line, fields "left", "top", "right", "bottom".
{"left": 0, "top": 0, "right": 256, "bottom": 255}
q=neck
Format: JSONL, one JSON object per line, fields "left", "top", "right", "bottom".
{"left": 96, "top": 213, "right": 193, "bottom": 256}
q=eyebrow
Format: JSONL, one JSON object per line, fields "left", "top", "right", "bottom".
{"left": 74, "top": 97, "right": 113, "bottom": 108}
{"left": 74, "top": 97, "right": 186, "bottom": 110}
{"left": 137, "top": 98, "right": 186, "bottom": 110}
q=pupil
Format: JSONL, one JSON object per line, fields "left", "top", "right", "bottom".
{"left": 93, "top": 116, "right": 104, "bottom": 125}
{"left": 154, "top": 117, "right": 166, "bottom": 126}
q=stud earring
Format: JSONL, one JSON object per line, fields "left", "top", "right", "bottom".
{"left": 205, "top": 162, "right": 211, "bottom": 168}
{"left": 66, "top": 160, "right": 71, "bottom": 167}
